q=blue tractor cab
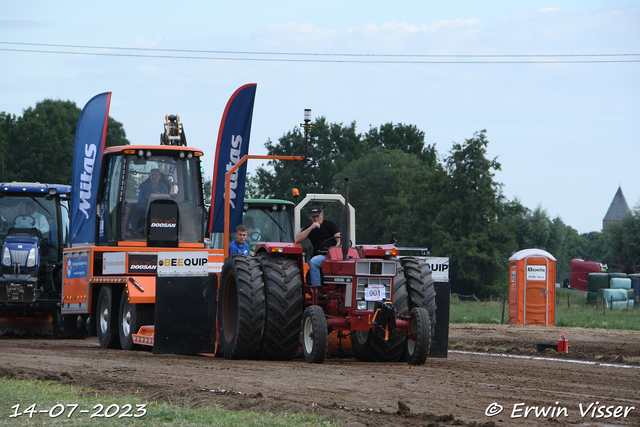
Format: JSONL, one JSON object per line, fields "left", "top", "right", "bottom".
{"left": 0, "top": 182, "right": 70, "bottom": 334}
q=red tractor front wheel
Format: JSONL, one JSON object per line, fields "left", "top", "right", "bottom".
{"left": 302, "top": 306, "right": 327, "bottom": 364}
{"left": 405, "top": 306, "right": 431, "bottom": 365}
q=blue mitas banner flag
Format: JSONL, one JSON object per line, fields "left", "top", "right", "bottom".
{"left": 209, "top": 84, "right": 257, "bottom": 233}
{"left": 70, "top": 92, "right": 111, "bottom": 244}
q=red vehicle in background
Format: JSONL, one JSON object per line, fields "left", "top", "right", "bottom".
{"left": 568, "top": 259, "right": 606, "bottom": 291}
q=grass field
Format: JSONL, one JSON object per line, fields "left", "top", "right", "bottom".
{"left": 0, "top": 379, "right": 340, "bottom": 427}
{"left": 450, "top": 288, "right": 640, "bottom": 331}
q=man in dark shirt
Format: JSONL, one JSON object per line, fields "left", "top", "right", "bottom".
{"left": 295, "top": 206, "right": 340, "bottom": 287}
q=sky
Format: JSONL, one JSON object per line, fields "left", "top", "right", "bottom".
{"left": 1, "top": 1, "right": 638, "bottom": 235}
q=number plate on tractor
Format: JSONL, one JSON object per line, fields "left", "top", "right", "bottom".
{"left": 364, "top": 285, "right": 385, "bottom": 301}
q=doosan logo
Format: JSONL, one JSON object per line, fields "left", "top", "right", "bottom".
{"left": 151, "top": 222, "right": 176, "bottom": 228}
{"left": 128, "top": 255, "right": 157, "bottom": 274}
{"left": 150, "top": 217, "right": 177, "bottom": 228}
{"left": 130, "top": 263, "right": 156, "bottom": 270}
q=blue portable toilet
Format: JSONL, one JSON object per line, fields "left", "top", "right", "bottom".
{"left": 630, "top": 274, "right": 640, "bottom": 308}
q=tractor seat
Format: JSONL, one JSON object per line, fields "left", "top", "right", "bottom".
{"left": 326, "top": 247, "right": 359, "bottom": 260}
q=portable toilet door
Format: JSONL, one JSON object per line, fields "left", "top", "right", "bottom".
{"left": 509, "top": 249, "right": 556, "bottom": 326}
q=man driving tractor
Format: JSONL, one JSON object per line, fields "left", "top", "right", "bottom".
{"left": 294, "top": 206, "right": 340, "bottom": 289}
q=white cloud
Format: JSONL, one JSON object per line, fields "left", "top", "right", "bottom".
{"left": 254, "top": 22, "right": 339, "bottom": 48}
{"left": 428, "top": 18, "right": 481, "bottom": 33}
{"left": 247, "top": 18, "right": 485, "bottom": 55}
{"left": 539, "top": 7, "right": 560, "bottom": 13}
{"left": 349, "top": 18, "right": 480, "bottom": 35}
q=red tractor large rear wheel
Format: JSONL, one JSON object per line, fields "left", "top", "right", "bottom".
{"left": 401, "top": 257, "right": 436, "bottom": 340}
{"left": 218, "top": 255, "right": 265, "bottom": 359}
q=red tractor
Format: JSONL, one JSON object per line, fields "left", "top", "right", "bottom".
{"left": 300, "top": 245, "right": 436, "bottom": 365}
{"left": 217, "top": 182, "right": 438, "bottom": 365}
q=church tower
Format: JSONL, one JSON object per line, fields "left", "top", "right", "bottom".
{"left": 603, "top": 186, "right": 630, "bottom": 229}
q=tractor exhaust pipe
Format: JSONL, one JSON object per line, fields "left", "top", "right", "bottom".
{"left": 342, "top": 178, "right": 350, "bottom": 261}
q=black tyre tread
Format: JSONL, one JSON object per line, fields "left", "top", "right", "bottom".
{"left": 258, "top": 254, "right": 304, "bottom": 361}
{"left": 137, "top": 305, "right": 155, "bottom": 326}
{"left": 52, "top": 310, "right": 62, "bottom": 339}
{"left": 96, "top": 285, "right": 120, "bottom": 349}
{"left": 365, "top": 267, "right": 410, "bottom": 362}
{"left": 302, "top": 306, "right": 327, "bottom": 364}
{"left": 350, "top": 330, "right": 373, "bottom": 362}
{"left": 219, "top": 255, "right": 265, "bottom": 360}
{"left": 393, "top": 263, "right": 410, "bottom": 317}
{"left": 61, "top": 316, "right": 88, "bottom": 338}
{"left": 119, "top": 288, "right": 155, "bottom": 351}
{"left": 401, "top": 258, "right": 436, "bottom": 338}
{"left": 406, "top": 307, "right": 431, "bottom": 365}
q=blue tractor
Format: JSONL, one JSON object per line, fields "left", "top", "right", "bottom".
{"left": 0, "top": 182, "right": 70, "bottom": 336}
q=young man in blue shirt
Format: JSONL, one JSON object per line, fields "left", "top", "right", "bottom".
{"left": 229, "top": 224, "right": 250, "bottom": 255}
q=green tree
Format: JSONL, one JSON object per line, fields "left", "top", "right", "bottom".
{"left": 431, "top": 130, "right": 517, "bottom": 296}
{"left": 203, "top": 176, "right": 212, "bottom": 201}
{"left": 105, "top": 116, "right": 129, "bottom": 148}
{"left": 4, "top": 99, "right": 80, "bottom": 183}
{"left": 514, "top": 206, "right": 551, "bottom": 249}
{"left": 254, "top": 122, "right": 539, "bottom": 296}
{"left": 362, "top": 122, "right": 437, "bottom": 166}
{"left": 1, "top": 99, "right": 129, "bottom": 185}
{"left": 0, "top": 112, "right": 17, "bottom": 181}
{"left": 604, "top": 207, "right": 640, "bottom": 273}
{"left": 510, "top": 205, "right": 572, "bottom": 282}
{"left": 335, "top": 149, "right": 426, "bottom": 245}
{"left": 582, "top": 231, "right": 608, "bottom": 264}
{"left": 254, "top": 117, "right": 366, "bottom": 200}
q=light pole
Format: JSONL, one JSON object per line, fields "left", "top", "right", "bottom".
{"left": 300, "top": 109, "right": 313, "bottom": 163}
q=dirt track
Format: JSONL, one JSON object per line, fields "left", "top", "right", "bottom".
{"left": 1, "top": 324, "right": 640, "bottom": 426}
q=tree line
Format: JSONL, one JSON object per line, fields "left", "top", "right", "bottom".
{"left": 0, "top": 99, "right": 633, "bottom": 295}
{"left": 0, "top": 99, "right": 129, "bottom": 184}
{"left": 251, "top": 117, "right": 632, "bottom": 295}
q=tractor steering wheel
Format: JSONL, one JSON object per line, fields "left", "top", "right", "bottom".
{"left": 317, "top": 234, "right": 352, "bottom": 254}
{"left": 142, "top": 183, "right": 169, "bottom": 203}
{"left": 14, "top": 215, "right": 37, "bottom": 228}
{"left": 249, "top": 232, "right": 263, "bottom": 241}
